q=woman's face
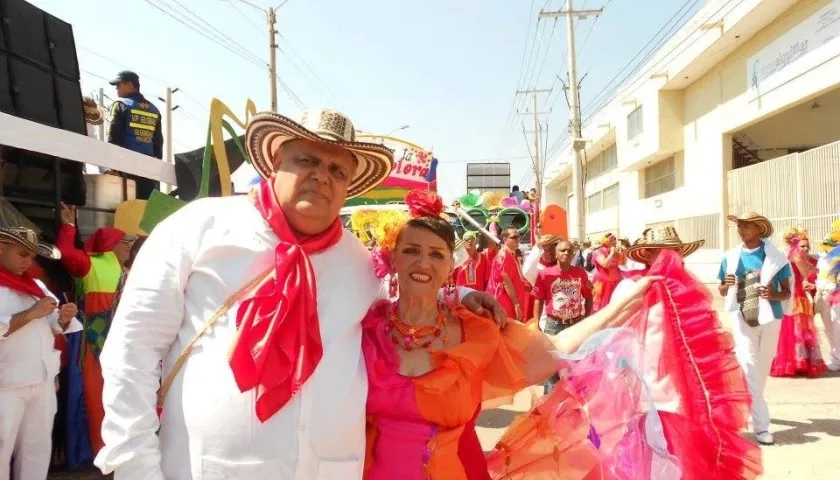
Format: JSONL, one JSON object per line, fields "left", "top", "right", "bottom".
{"left": 392, "top": 225, "right": 454, "bottom": 298}
{"left": 800, "top": 239, "right": 811, "bottom": 253}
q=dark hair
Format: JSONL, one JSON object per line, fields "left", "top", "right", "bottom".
{"left": 397, "top": 217, "right": 456, "bottom": 252}
{"left": 124, "top": 236, "right": 148, "bottom": 269}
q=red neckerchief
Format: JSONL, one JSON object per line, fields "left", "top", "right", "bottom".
{"left": 228, "top": 179, "right": 343, "bottom": 422}
{"left": 0, "top": 267, "right": 45, "bottom": 299}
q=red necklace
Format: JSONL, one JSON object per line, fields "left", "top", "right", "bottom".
{"left": 387, "top": 304, "right": 449, "bottom": 352}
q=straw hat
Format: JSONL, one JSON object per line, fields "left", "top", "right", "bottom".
{"left": 539, "top": 234, "right": 564, "bottom": 248}
{"left": 83, "top": 96, "right": 104, "bottom": 125}
{"left": 0, "top": 227, "right": 61, "bottom": 260}
{"left": 245, "top": 109, "right": 394, "bottom": 198}
{"left": 727, "top": 212, "right": 774, "bottom": 239}
{"left": 625, "top": 226, "right": 704, "bottom": 264}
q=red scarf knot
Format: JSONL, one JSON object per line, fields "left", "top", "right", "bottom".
{"left": 228, "top": 179, "right": 343, "bottom": 422}
{"left": 0, "top": 267, "right": 46, "bottom": 299}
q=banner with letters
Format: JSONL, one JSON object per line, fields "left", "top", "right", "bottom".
{"left": 345, "top": 135, "right": 438, "bottom": 206}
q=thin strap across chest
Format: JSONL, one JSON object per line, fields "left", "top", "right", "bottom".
{"left": 157, "top": 267, "right": 274, "bottom": 408}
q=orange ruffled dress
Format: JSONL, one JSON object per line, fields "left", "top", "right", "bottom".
{"left": 362, "top": 302, "right": 538, "bottom": 479}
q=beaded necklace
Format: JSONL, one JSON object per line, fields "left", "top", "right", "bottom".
{"left": 386, "top": 303, "right": 449, "bottom": 352}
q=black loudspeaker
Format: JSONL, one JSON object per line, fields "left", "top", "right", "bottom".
{"left": 173, "top": 136, "right": 247, "bottom": 201}
{"left": 0, "top": 0, "right": 84, "bottom": 134}
{"left": 0, "top": 0, "right": 79, "bottom": 79}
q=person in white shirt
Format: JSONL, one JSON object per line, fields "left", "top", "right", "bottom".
{"left": 815, "top": 223, "right": 840, "bottom": 370}
{"left": 0, "top": 227, "right": 82, "bottom": 480}
{"left": 94, "top": 109, "right": 506, "bottom": 480}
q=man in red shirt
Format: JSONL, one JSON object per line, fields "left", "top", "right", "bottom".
{"left": 455, "top": 232, "right": 488, "bottom": 290}
{"left": 532, "top": 240, "right": 593, "bottom": 392}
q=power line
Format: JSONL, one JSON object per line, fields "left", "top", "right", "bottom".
{"left": 543, "top": 0, "right": 715, "bottom": 160}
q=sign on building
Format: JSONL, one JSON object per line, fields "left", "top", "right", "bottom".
{"left": 747, "top": 0, "right": 840, "bottom": 95}
{"left": 466, "top": 162, "right": 511, "bottom": 197}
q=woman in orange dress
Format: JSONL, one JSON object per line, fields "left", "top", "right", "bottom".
{"left": 363, "top": 191, "right": 673, "bottom": 479}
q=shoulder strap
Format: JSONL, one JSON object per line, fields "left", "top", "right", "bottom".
{"left": 157, "top": 267, "right": 273, "bottom": 408}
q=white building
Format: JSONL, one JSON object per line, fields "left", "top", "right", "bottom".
{"left": 543, "top": 0, "right": 840, "bottom": 281}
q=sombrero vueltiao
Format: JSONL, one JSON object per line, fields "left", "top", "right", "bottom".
{"left": 625, "top": 226, "right": 704, "bottom": 264}
{"left": 245, "top": 109, "right": 394, "bottom": 198}
{"left": 0, "top": 227, "right": 61, "bottom": 260}
{"left": 83, "top": 96, "right": 104, "bottom": 125}
{"left": 727, "top": 212, "right": 774, "bottom": 239}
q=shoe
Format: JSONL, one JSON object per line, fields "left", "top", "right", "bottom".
{"left": 755, "top": 431, "right": 775, "bottom": 445}
{"left": 827, "top": 362, "right": 840, "bottom": 372}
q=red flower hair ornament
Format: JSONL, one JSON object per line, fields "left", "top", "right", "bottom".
{"left": 405, "top": 189, "right": 445, "bottom": 219}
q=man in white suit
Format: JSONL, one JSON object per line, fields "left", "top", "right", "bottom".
{"left": 94, "top": 109, "right": 505, "bottom": 480}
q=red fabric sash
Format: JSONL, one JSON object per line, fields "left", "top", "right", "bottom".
{"left": 0, "top": 267, "right": 45, "bottom": 299}
{"left": 228, "top": 179, "right": 343, "bottom": 422}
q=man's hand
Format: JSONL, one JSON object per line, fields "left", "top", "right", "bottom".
{"left": 723, "top": 274, "right": 737, "bottom": 286}
{"left": 27, "top": 297, "right": 57, "bottom": 319}
{"left": 60, "top": 202, "right": 77, "bottom": 225}
{"left": 462, "top": 291, "right": 508, "bottom": 328}
{"left": 514, "top": 304, "right": 523, "bottom": 321}
{"left": 758, "top": 285, "right": 773, "bottom": 300}
{"left": 58, "top": 303, "right": 78, "bottom": 326}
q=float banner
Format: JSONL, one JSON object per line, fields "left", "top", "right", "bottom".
{"left": 346, "top": 138, "right": 438, "bottom": 206}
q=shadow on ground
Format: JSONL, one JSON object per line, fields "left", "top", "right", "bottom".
{"left": 771, "top": 417, "right": 840, "bottom": 446}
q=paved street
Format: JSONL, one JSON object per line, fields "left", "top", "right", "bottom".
{"left": 50, "top": 324, "right": 839, "bottom": 479}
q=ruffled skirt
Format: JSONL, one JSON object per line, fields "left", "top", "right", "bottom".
{"left": 485, "top": 250, "right": 763, "bottom": 480}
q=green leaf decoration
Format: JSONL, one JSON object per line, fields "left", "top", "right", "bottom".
{"left": 139, "top": 189, "right": 186, "bottom": 233}
{"left": 459, "top": 189, "right": 482, "bottom": 209}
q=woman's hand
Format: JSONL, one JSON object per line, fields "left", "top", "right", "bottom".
{"left": 462, "top": 291, "right": 508, "bottom": 328}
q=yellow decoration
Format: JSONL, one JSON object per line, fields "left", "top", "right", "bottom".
{"left": 209, "top": 98, "right": 258, "bottom": 197}
{"left": 481, "top": 191, "right": 504, "bottom": 210}
{"left": 114, "top": 199, "right": 148, "bottom": 236}
{"left": 350, "top": 209, "right": 409, "bottom": 250}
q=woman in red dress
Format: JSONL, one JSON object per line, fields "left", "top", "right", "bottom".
{"left": 770, "top": 229, "right": 828, "bottom": 377}
{"left": 591, "top": 233, "right": 623, "bottom": 313}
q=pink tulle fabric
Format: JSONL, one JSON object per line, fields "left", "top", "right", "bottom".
{"left": 485, "top": 249, "right": 763, "bottom": 480}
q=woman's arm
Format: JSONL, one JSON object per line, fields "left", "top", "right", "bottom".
{"left": 522, "top": 276, "right": 659, "bottom": 384}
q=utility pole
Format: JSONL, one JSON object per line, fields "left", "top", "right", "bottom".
{"left": 516, "top": 88, "right": 552, "bottom": 204}
{"left": 225, "top": 0, "right": 287, "bottom": 112}
{"left": 540, "top": 0, "right": 603, "bottom": 242}
{"left": 268, "top": 7, "right": 278, "bottom": 112}
{"left": 97, "top": 87, "right": 106, "bottom": 141}
{"left": 158, "top": 87, "right": 180, "bottom": 193}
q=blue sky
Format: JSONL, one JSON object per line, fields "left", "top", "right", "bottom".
{"left": 30, "top": 0, "right": 703, "bottom": 202}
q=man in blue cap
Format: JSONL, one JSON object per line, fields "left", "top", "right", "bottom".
{"left": 106, "top": 70, "right": 163, "bottom": 199}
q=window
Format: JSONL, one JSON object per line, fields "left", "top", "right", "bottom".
{"left": 584, "top": 183, "right": 619, "bottom": 213}
{"left": 627, "top": 105, "right": 643, "bottom": 139}
{"left": 585, "top": 191, "right": 602, "bottom": 214}
{"left": 642, "top": 157, "right": 676, "bottom": 198}
{"left": 584, "top": 144, "right": 618, "bottom": 180}
{"left": 602, "top": 183, "right": 619, "bottom": 208}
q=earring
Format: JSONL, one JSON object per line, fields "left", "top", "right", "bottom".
{"left": 389, "top": 274, "right": 398, "bottom": 298}
{"left": 445, "top": 272, "right": 456, "bottom": 298}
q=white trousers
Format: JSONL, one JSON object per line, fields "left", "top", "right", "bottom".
{"left": 731, "top": 315, "right": 781, "bottom": 433}
{"left": 0, "top": 380, "right": 57, "bottom": 480}
{"left": 814, "top": 289, "right": 840, "bottom": 365}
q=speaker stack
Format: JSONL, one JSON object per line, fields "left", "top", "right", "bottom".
{"left": 0, "top": 0, "right": 85, "bottom": 133}
{"left": 0, "top": 0, "right": 87, "bottom": 226}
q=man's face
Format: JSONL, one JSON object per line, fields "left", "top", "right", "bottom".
{"left": 542, "top": 243, "right": 557, "bottom": 264}
{"left": 737, "top": 221, "right": 760, "bottom": 243}
{"left": 0, "top": 242, "right": 36, "bottom": 275}
{"left": 555, "top": 241, "right": 574, "bottom": 266}
{"left": 503, "top": 228, "right": 520, "bottom": 250}
{"left": 271, "top": 139, "right": 357, "bottom": 236}
{"left": 464, "top": 237, "right": 477, "bottom": 254}
{"left": 116, "top": 80, "right": 133, "bottom": 97}
{"left": 113, "top": 237, "right": 134, "bottom": 266}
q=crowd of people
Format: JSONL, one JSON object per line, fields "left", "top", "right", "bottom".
{"left": 1, "top": 103, "right": 839, "bottom": 479}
